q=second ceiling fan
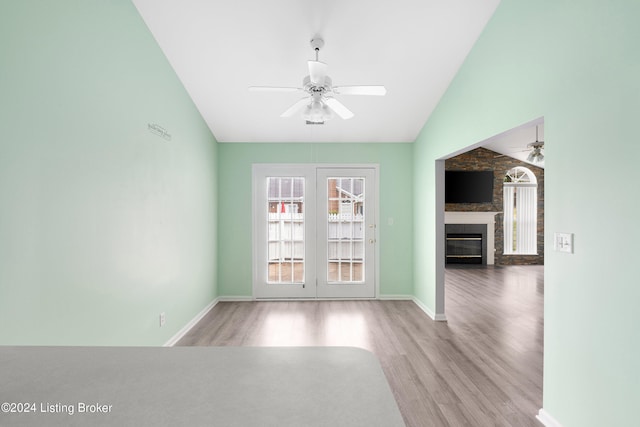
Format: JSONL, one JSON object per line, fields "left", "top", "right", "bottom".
{"left": 249, "top": 38, "right": 386, "bottom": 124}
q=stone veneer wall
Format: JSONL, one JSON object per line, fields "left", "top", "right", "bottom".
{"left": 445, "top": 147, "right": 544, "bottom": 265}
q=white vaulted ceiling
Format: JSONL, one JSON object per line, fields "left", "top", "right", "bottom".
{"left": 480, "top": 119, "right": 545, "bottom": 168}
{"left": 132, "top": 0, "right": 501, "bottom": 143}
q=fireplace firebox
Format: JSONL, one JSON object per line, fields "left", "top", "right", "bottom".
{"left": 445, "top": 224, "right": 487, "bottom": 265}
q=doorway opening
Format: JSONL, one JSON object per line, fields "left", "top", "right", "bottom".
{"left": 436, "top": 117, "right": 545, "bottom": 317}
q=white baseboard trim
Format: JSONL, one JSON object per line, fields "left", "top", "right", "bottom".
{"left": 536, "top": 409, "right": 563, "bottom": 427}
{"left": 163, "top": 298, "right": 219, "bottom": 347}
{"left": 411, "top": 297, "right": 447, "bottom": 322}
{"left": 378, "top": 294, "right": 413, "bottom": 300}
{"left": 217, "top": 296, "right": 254, "bottom": 302}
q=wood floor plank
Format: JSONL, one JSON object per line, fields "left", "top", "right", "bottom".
{"left": 177, "top": 265, "right": 543, "bottom": 426}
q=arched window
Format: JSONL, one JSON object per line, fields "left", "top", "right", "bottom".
{"left": 503, "top": 167, "right": 537, "bottom": 254}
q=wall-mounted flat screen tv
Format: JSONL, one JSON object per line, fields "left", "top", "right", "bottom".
{"left": 445, "top": 171, "right": 494, "bottom": 203}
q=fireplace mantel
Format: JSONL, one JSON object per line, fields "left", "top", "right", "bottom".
{"left": 444, "top": 212, "right": 500, "bottom": 265}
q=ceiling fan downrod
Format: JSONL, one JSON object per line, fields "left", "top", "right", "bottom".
{"left": 310, "top": 38, "right": 324, "bottom": 61}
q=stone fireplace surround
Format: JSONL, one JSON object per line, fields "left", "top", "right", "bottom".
{"left": 444, "top": 212, "right": 499, "bottom": 265}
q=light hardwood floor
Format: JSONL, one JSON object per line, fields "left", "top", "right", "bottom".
{"left": 177, "top": 265, "right": 543, "bottom": 427}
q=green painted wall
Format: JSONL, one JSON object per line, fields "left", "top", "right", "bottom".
{"left": 414, "top": 0, "right": 639, "bottom": 425}
{"left": 217, "top": 143, "right": 413, "bottom": 297}
{"left": 0, "top": 1, "right": 218, "bottom": 345}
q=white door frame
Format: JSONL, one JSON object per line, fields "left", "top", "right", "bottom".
{"left": 252, "top": 163, "right": 380, "bottom": 299}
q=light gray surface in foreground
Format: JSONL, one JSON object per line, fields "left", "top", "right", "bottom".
{"left": 0, "top": 346, "right": 405, "bottom": 427}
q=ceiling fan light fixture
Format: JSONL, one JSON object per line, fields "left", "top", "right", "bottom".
{"left": 322, "top": 103, "right": 333, "bottom": 120}
{"left": 526, "top": 126, "right": 545, "bottom": 165}
{"left": 303, "top": 99, "right": 332, "bottom": 124}
{"left": 527, "top": 148, "right": 544, "bottom": 164}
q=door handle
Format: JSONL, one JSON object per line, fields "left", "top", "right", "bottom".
{"left": 369, "top": 239, "right": 376, "bottom": 244}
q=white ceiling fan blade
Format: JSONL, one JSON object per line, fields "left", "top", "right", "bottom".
{"left": 494, "top": 149, "right": 529, "bottom": 158}
{"left": 249, "top": 86, "right": 301, "bottom": 93}
{"left": 333, "top": 86, "right": 387, "bottom": 96}
{"left": 324, "top": 97, "right": 354, "bottom": 120}
{"left": 280, "top": 98, "right": 310, "bottom": 118}
{"left": 308, "top": 60, "right": 327, "bottom": 86}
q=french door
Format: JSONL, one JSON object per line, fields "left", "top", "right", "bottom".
{"left": 253, "top": 165, "right": 377, "bottom": 299}
{"left": 316, "top": 168, "right": 375, "bottom": 298}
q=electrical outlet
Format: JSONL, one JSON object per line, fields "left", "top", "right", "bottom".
{"left": 159, "top": 312, "right": 166, "bottom": 327}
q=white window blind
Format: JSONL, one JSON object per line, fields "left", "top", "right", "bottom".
{"left": 503, "top": 167, "right": 537, "bottom": 255}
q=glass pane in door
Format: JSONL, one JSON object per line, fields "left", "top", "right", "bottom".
{"left": 327, "top": 177, "right": 365, "bottom": 283}
{"left": 267, "top": 177, "right": 304, "bottom": 284}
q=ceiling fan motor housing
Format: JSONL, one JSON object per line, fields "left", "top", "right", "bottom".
{"left": 303, "top": 76, "right": 332, "bottom": 94}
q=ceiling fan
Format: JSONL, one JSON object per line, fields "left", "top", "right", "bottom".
{"left": 495, "top": 125, "right": 545, "bottom": 165}
{"left": 249, "top": 38, "right": 386, "bottom": 124}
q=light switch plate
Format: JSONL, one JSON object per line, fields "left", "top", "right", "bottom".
{"left": 554, "top": 232, "right": 573, "bottom": 253}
